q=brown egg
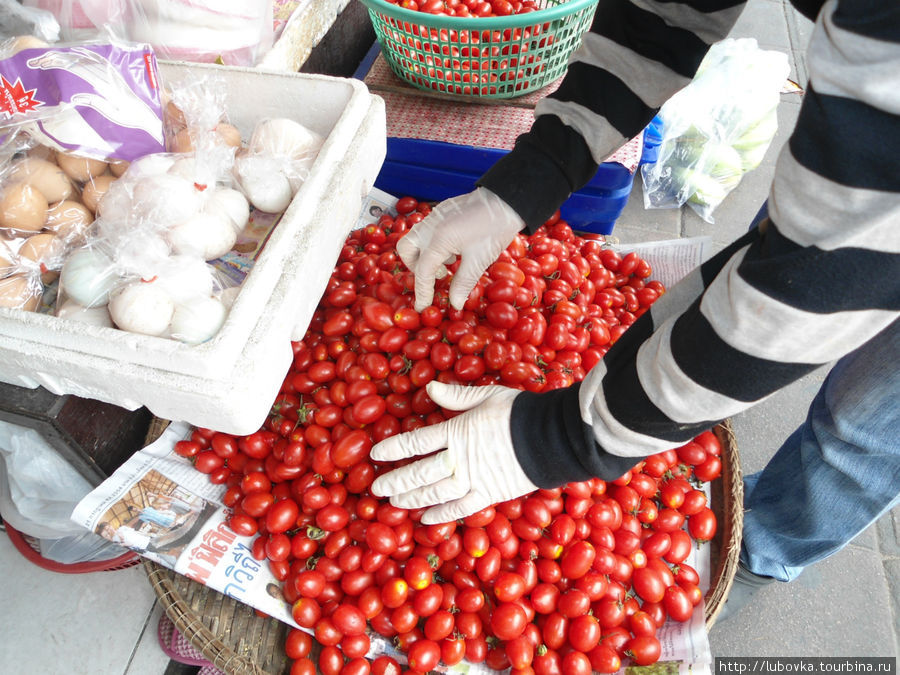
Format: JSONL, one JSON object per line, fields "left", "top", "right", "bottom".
{"left": 20, "top": 233, "right": 63, "bottom": 285}
{"left": 0, "top": 274, "right": 42, "bottom": 311}
{"left": 109, "top": 159, "right": 130, "bottom": 177}
{"left": 0, "top": 243, "right": 15, "bottom": 278}
{"left": 9, "top": 157, "right": 73, "bottom": 203}
{"left": 9, "top": 35, "right": 49, "bottom": 55}
{"left": 0, "top": 182, "right": 48, "bottom": 233}
{"left": 165, "top": 100, "right": 187, "bottom": 128}
{"left": 215, "top": 123, "right": 243, "bottom": 148}
{"left": 19, "top": 233, "right": 63, "bottom": 265}
{"left": 81, "top": 173, "right": 117, "bottom": 213}
{"left": 56, "top": 152, "right": 109, "bottom": 183}
{"left": 171, "top": 128, "right": 194, "bottom": 153}
{"left": 44, "top": 200, "right": 93, "bottom": 241}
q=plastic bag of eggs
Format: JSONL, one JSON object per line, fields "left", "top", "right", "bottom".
{"left": 233, "top": 117, "right": 324, "bottom": 214}
{"left": 0, "top": 148, "right": 121, "bottom": 244}
{"left": 163, "top": 85, "right": 243, "bottom": 156}
{"left": 50, "top": 147, "right": 250, "bottom": 344}
{"left": 96, "top": 152, "right": 250, "bottom": 263}
{"left": 57, "top": 249, "right": 233, "bottom": 344}
{"left": 0, "top": 148, "right": 114, "bottom": 310}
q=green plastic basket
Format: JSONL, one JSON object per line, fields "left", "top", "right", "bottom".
{"left": 360, "top": 0, "right": 599, "bottom": 99}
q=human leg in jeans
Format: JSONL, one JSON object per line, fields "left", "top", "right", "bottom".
{"left": 720, "top": 318, "right": 900, "bottom": 617}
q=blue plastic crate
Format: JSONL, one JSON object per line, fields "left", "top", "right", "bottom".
{"left": 357, "top": 39, "right": 649, "bottom": 235}
{"left": 374, "top": 137, "right": 635, "bottom": 235}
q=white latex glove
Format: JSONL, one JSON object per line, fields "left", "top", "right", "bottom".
{"left": 397, "top": 187, "right": 525, "bottom": 312}
{"left": 370, "top": 381, "right": 538, "bottom": 525}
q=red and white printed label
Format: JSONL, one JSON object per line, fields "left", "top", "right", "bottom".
{"left": 0, "top": 74, "right": 43, "bottom": 118}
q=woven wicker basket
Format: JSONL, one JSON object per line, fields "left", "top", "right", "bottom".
{"left": 144, "top": 421, "right": 743, "bottom": 674}
{"left": 704, "top": 419, "right": 744, "bottom": 627}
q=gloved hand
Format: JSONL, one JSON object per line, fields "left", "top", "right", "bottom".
{"left": 397, "top": 187, "right": 525, "bottom": 312}
{"left": 370, "top": 381, "right": 538, "bottom": 525}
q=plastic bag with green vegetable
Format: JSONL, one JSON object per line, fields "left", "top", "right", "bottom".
{"left": 641, "top": 38, "right": 790, "bottom": 223}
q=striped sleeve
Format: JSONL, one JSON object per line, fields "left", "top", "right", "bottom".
{"left": 510, "top": 0, "right": 900, "bottom": 485}
{"left": 479, "top": 0, "right": 747, "bottom": 228}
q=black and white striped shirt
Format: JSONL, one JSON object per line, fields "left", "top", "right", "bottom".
{"left": 479, "top": 0, "right": 900, "bottom": 484}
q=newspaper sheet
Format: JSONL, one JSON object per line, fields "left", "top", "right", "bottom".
{"left": 613, "top": 237, "right": 714, "bottom": 290}
{"left": 70, "top": 422, "right": 298, "bottom": 626}
{"left": 357, "top": 188, "right": 400, "bottom": 229}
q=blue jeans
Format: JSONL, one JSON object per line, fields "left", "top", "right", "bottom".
{"left": 740, "top": 318, "right": 900, "bottom": 582}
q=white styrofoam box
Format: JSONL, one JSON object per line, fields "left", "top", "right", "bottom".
{"left": 0, "top": 62, "right": 386, "bottom": 435}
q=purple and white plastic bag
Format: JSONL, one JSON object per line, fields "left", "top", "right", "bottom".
{"left": 0, "top": 41, "right": 166, "bottom": 161}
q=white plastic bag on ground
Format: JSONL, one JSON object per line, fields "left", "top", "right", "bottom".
{"left": 0, "top": 419, "right": 128, "bottom": 563}
{"left": 641, "top": 38, "right": 790, "bottom": 222}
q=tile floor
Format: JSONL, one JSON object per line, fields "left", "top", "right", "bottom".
{"left": 0, "top": 531, "right": 170, "bottom": 674}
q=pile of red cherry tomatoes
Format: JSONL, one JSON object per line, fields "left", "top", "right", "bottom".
{"left": 180, "top": 197, "right": 722, "bottom": 674}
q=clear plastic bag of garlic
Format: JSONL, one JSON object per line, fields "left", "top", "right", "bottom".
{"left": 55, "top": 119, "right": 248, "bottom": 343}
{"left": 56, "top": 228, "right": 240, "bottom": 343}
{"left": 233, "top": 117, "right": 325, "bottom": 214}
{"left": 103, "top": 256, "right": 237, "bottom": 345}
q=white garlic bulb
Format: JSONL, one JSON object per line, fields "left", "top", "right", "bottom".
{"left": 59, "top": 248, "right": 119, "bottom": 308}
{"left": 170, "top": 295, "right": 227, "bottom": 344}
{"left": 108, "top": 281, "right": 175, "bottom": 336}
{"left": 168, "top": 211, "right": 237, "bottom": 261}
{"left": 205, "top": 188, "right": 250, "bottom": 233}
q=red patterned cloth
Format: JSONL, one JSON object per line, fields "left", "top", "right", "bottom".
{"left": 365, "top": 53, "right": 643, "bottom": 171}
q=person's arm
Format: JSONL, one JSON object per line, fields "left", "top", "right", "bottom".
{"left": 373, "top": 0, "right": 899, "bottom": 523}
{"left": 398, "top": 0, "right": 749, "bottom": 312}
{"left": 374, "top": 0, "right": 898, "bottom": 522}
{"left": 510, "top": 0, "right": 900, "bottom": 486}
{"left": 480, "top": 0, "right": 748, "bottom": 228}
